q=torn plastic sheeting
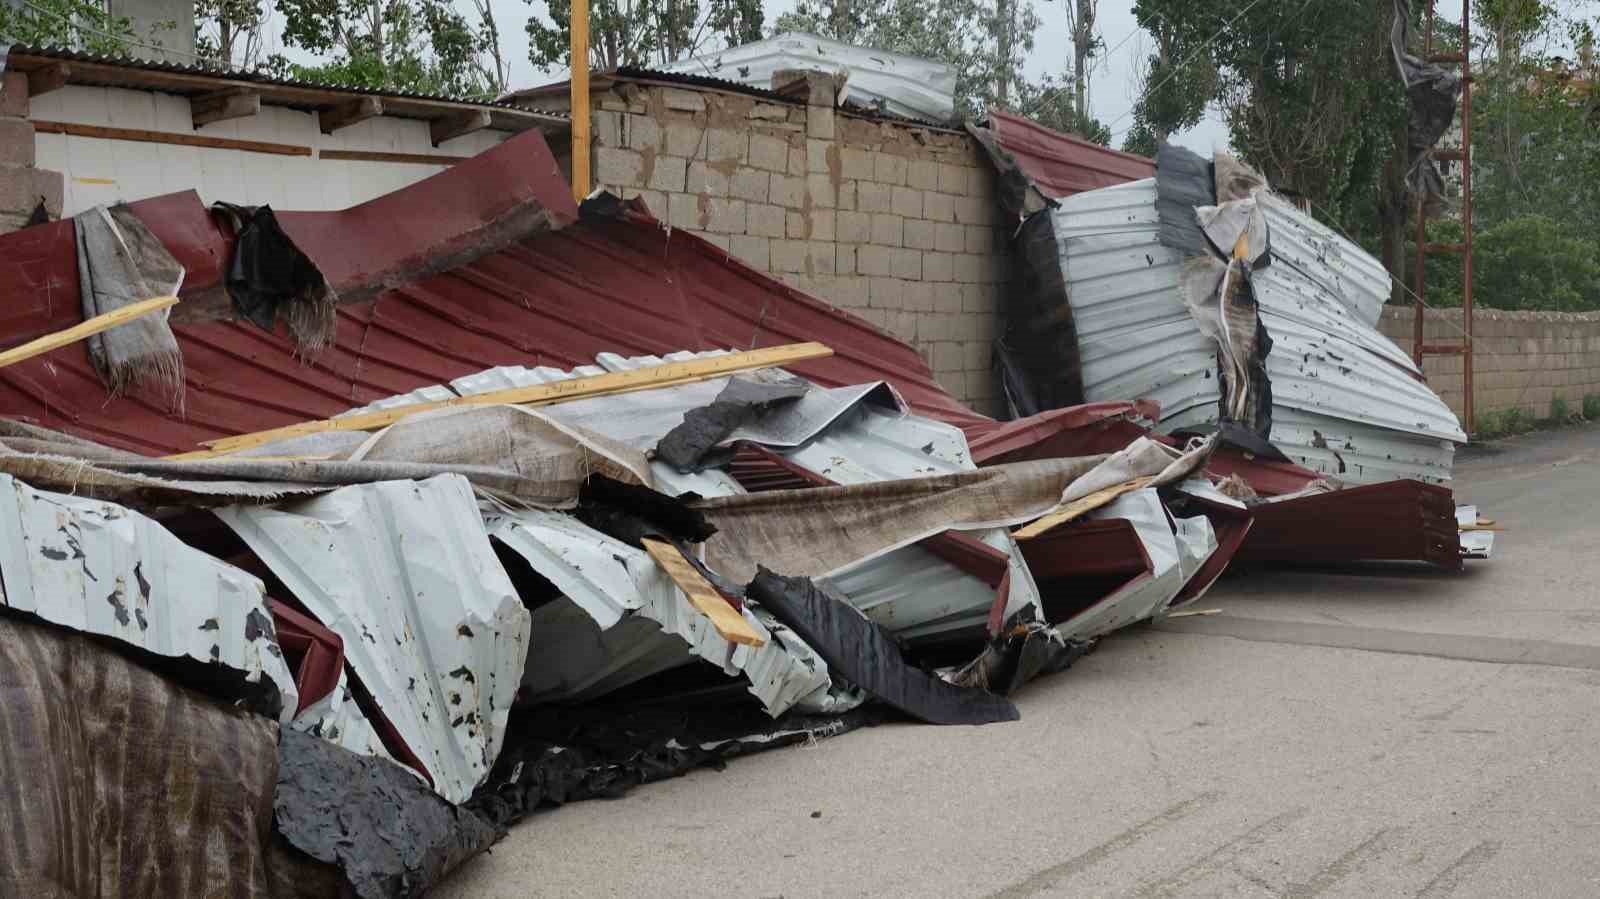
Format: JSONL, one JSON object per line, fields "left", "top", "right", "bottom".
{"left": 745, "top": 568, "right": 1020, "bottom": 725}
{"left": 217, "top": 474, "right": 531, "bottom": 804}
{"left": 656, "top": 376, "right": 809, "bottom": 472}
{"left": 274, "top": 729, "right": 500, "bottom": 899}
{"left": 488, "top": 509, "right": 831, "bottom": 716}
{"left": 0, "top": 613, "right": 321, "bottom": 899}
{"left": 212, "top": 202, "right": 338, "bottom": 355}
{"left": 945, "top": 611, "right": 1096, "bottom": 696}
{"left": 0, "top": 473, "right": 298, "bottom": 721}
{"left": 662, "top": 31, "right": 958, "bottom": 121}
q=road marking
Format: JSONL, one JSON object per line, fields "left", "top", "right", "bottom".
{"left": 1153, "top": 615, "right": 1600, "bottom": 671}
{"left": 1132, "top": 807, "right": 1310, "bottom": 898}
{"left": 981, "top": 792, "right": 1223, "bottom": 898}
{"left": 1417, "top": 841, "right": 1501, "bottom": 897}
{"left": 1282, "top": 827, "right": 1401, "bottom": 898}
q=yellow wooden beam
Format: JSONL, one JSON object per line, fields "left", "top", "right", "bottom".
{"left": 641, "top": 538, "right": 766, "bottom": 647}
{"left": 172, "top": 342, "right": 833, "bottom": 458}
{"left": 569, "top": 0, "right": 591, "bottom": 203}
{"left": 0, "top": 295, "right": 178, "bottom": 370}
{"left": 1013, "top": 477, "right": 1157, "bottom": 541}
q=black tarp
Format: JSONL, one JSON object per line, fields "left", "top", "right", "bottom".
{"left": 1154, "top": 143, "right": 1217, "bottom": 256}
{"left": 654, "top": 376, "right": 808, "bottom": 473}
{"left": 745, "top": 568, "right": 1020, "bottom": 725}
{"left": 212, "top": 203, "right": 338, "bottom": 354}
{"left": 274, "top": 729, "right": 500, "bottom": 899}
{"left": 995, "top": 210, "right": 1086, "bottom": 417}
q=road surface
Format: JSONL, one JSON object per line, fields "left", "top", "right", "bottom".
{"left": 437, "top": 425, "right": 1600, "bottom": 898}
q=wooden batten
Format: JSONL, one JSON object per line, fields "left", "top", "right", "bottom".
{"left": 191, "top": 89, "right": 261, "bottom": 128}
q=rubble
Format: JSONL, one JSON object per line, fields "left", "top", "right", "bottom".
{"left": 0, "top": 116, "right": 1496, "bottom": 898}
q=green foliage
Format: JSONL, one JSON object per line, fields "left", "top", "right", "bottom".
{"left": 527, "top": 0, "right": 763, "bottom": 71}
{"left": 0, "top": 0, "right": 135, "bottom": 54}
{"left": 1550, "top": 395, "right": 1571, "bottom": 422}
{"left": 273, "top": 0, "right": 506, "bottom": 96}
{"left": 1584, "top": 393, "right": 1600, "bottom": 420}
{"left": 1474, "top": 405, "right": 1538, "bottom": 439}
{"left": 1411, "top": 214, "right": 1600, "bottom": 311}
{"left": 195, "top": 0, "right": 267, "bottom": 67}
{"left": 1122, "top": 0, "right": 1217, "bottom": 153}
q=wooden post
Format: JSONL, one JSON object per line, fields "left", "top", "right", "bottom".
{"left": 569, "top": 0, "right": 591, "bottom": 203}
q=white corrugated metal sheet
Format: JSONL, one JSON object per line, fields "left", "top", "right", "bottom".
{"left": 663, "top": 32, "right": 958, "bottom": 121}
{"left": 1050, "top": 179, "right": 1222, "bottom": 433}
{"left": 488, "top": 509, "right": 831, "bottom": 715}
{"left": 217, "top": 474, "right": 530, "bottom": 804}
{"left": 0, "top": 474, "right": 299, "bottom": 721}
{"left": 1050, "top": 177, "right": 1465, "bottom": 483}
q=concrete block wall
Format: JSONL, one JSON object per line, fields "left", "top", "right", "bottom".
{"left": 1380, "top": 306, "right": 1600, "bottom": 422}
{"left": 0, "top": 72, "right": 64, "bottom": 234}
{"left": 587, "top": 78, "right": 1007, "bottom": 416}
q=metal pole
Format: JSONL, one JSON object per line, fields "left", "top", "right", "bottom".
{"left": 569, "top": 0, "right": 591, "bottom": 204}
{"left": 1460, "top": 0, "right": 1474, "bottom": 436}
{"left": 1412, "top": 1, "right": 1436, "bottom": 368}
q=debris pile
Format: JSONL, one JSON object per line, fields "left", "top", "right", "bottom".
{"left": 0, "top": 125, "right": 1493, "bottom": 896}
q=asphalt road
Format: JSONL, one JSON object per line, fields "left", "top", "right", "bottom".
{"left": 436, "top": 426, "right": 1600, "bottom": 899}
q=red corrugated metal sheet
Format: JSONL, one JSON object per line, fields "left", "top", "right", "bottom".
{"left": 987, "top": 111, "right": 1156, "bottom": 199}
{"left": 0, "top": 130, "right": 985, "bottom": 454}
{"left": 1235, "top": 480, "right": 1463, "bottom": 569}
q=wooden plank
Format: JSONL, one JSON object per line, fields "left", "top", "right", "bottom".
{"left": 641, "top": 538, "right": 766, "bottom": 647}
{"left": 191, "top": 88, "right": 260, "bottom": 127}
{"left": 0, "top": 295, "right": 178, "bottom": 369}
{"left": 32, "top": 120, "right": 312, "bottom": 157}
{"left": 1013, "top": 477, "right": 1157, "bottom": 540}
{"left": 320, "top": 97, "right": 384, "bottom": 134}
{"left": 27, "top": 63, "right": 70, "bottom": 97}
{"left": 319, "top": 149, "right": 469, "bottom": 166}
{"left": 175, "top": 342, "right": 835, "bottom": 457}
{"left": 431, "top": 109, "right": 492, "bottom": 146}
{"left": 569, "top": 0, "right": 591, "bottom": 202}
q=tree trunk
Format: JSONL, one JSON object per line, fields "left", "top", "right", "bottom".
{"left": 1072, "top": 0, "right": 1094, "bottom": 125}
{"left": 995, "top": 0, "right": 1013, "bottom": 107}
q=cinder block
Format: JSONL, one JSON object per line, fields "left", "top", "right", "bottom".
{"left": 908, "top": 160, "right": 939, "bottom": 190}
{"left": 841, "top": 148, "right": 874, "bottom": 180}
{"left": 649, "top": 155, "right": 688, "bottom": 193}
{"left": 807, "top": 139, "right": 831, "bottom": 174}
{"left": 595, "top": 147, "right": 645, "bottom": 187}
{"left": 837, "top": 180, "right": 857, "bottom": 211}
{"left": 891, "top": 185, "right": 922, "bottom": 218}
{"left": 836, "top": 245, "right": 857, "bottom": 275}
{"left": 810, "top": 241, "right": 837, "bottom": 275}
{"left": 858, "top": 182, "right": 892, "bottom": 213}
{"left": 935, "top": 222, "right": 964, "bottom": 253}
{"left": 858, "top": 244, "right": 892, "bottom": 276}
{"left": 772, "top": 239, "right": 808, "bottom": 273}
{"left": 923, "top": 252, "right": 953, "bottom": 282}
{"left": 810, "top": 210, "right": 836, "bottom": 242}
{"left": 668, "top": 192, "right": 699, "bottom": 229}
{"left": 870, "top": 213, "right": 902, "bottom": 247}
{"left": 807, "top": 108, "right": 835, "bottom": 140}
{"left": 686, "top": 161, "right": 730, "bottom": 196}
{"left": 770, "top": 174, "right": 805, "bottom": 208}
{"left": 707, "top": 129, "right": 747, "bottom": 162}
{"left": 731, "top": 169, "right": 768, "bottom": 202}
{"left": 661, "top": 87, "right": 706, "bottom": 112}
{"left": 938, "top": 163, "right": 967, "bottom": 194}
{"left": 748, "top": 203, "right": 787, "bottom": 238}
{"left": 904, "top": 219, "right": 936, "bottom": 250}
{"left": 703, "top": 198, "right": 746, "bottom": 233}
{"left": 837, "top": 210, "right": 870, "bottom": 243}
{"left": 750, "top": 134, "right": 789, "bottom": 172}
{"left": 593, "top": 109, "right": 621, "bottom": 148}
{"left": 0, "top": 72, "right": 27, "bottom": 118}
{"left": 0, "top": 119, "right": 37, "bottom": 167}
{"left": 664, "top": 123, "right": 705, "bottom": 158}
{"left": 923, "top": 191, "right": 955, "bottom": 223}
{"left": 625, "top": 115, "right": 660, "bottom": 151}
{"left": 869, "top": 276, "right": 903, "bottom": 308}
{"left": 806, "top": 173, "right": 837, "bottom": 208}
{"left": 875, "top": 153, "right": 907, "bottom": 185}
{"left": 891, "top": 248, "right": 922, "bottom": 280}
{"left": 730, "top": 234, "right": 770, "bottom": 270}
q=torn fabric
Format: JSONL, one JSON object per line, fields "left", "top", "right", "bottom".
{"left": 212, "top": 203, "right": 339, "bottom": 355}
{"left": 217, "top": 474, "right": 531, "bottom": 803}
{"left": 274, "top": 729, "right": 500, "bottom": 899}
{"left": 73, "top": 204, "right": 185, "bottom": 401}
{"left": 745, "top": 569, "right": 1020, "bottom": 725}
{"left": 0, "top": 473, "right": 297, "bottom": 720}
{"left": 655, "top": 376, "right": 808, "bottom": 472}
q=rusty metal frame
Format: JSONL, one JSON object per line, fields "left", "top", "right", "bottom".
{"left": 1412, "top": 0, "right": 1475, "bottom": 434}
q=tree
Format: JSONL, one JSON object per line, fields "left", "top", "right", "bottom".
{"left": 526, "top": 0, "right": 763, "bottom": 72}
{"left": 196, "top": 0, "right": 268, "bottom": 68}
{"left": 1122, "top": 0, "right": 1217, "bottom": 156}
{"left": 0, "top": 0, "right": 135, "bottom": 54}
{"left": 271, "top": 0, "right": 508, "bottom": 97}
{"left": 1063, "top": 0, "right": 1098, "bottom": 128}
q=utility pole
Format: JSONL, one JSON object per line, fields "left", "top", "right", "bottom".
{"left": 570, "top": 0, "right": 591, "bottom": 203}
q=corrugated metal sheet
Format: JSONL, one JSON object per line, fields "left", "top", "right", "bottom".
{"left": 488, "top": 510, "right": 832, "bottom": 715}
{"left": 1047, "top": 175, "right": 1465, "bottom": 483}
{"left": 0, "top": 133, "right": 986, "bottom": 454}
{"left": 216, "top": 474, "right": 531, "bottom": 803}
{"left": 1049, "top": 179, "right": 1221, "bottom": 431}
{"left": 1236, "top": 478, "right": 1462, "bottom": 568}
{"left": 0, "top": 473, "right": 298, "bottom": 721}
{"left": 662, "top": 32, "right": 958, "bottom": 122}
{"left": 987, "top": 111, "right": 1157, "bottom": 199}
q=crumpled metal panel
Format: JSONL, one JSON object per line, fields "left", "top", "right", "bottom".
{"left": 290, "top": 668, "right": 410, "bottom": 771}
{"left": 985, "top": 111, "right": 1158, "bottom": 200}
{"left": 217, "top": 474, "right": 530, "bottom": 804}
{"left": 488, "top": 509, "right": 831, "bottom": 715}
{"left": 1050, "top": 179, "right": 1221, "bottom": 432}
{"left": 1054, "top": 488, "right": 1217, "bottom": 640}
{"left": 664, "top": 32, "right": 958, "bottom": 121}
{"left": 1270, "top": 407, "right": 1456, "bottom": 484}
{"left": 0, "top": 473, "right": 298, "bottom": 721}
{"left": 1258, "top": 193, "right": 1391, "bottom": 327}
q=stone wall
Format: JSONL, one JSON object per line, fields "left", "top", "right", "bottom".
{"left": 586, "top": 76, "right": 1006, "bottom": 416}
{"left": 0, "top": 72, "right": 64, "bottom": 234}
{"left": 1380, "top": 306, "right": 1600, "bottom": 422}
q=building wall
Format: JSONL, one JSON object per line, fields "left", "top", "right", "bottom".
{"left": 0, "top": 72, "right": 64, "bottom": 232}
{"left": 1380, "top": 306, "right": 1600, "bottom": 423}
{"left": 24, "top": 84, "right": 509, "bottom": 218}
{"left": 586, "top": 79, "right": 1007, "bottom": 416}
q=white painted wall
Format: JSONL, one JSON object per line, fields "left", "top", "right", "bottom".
{"left": 31, "top": 84, "right": 511, "bottom": 216}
